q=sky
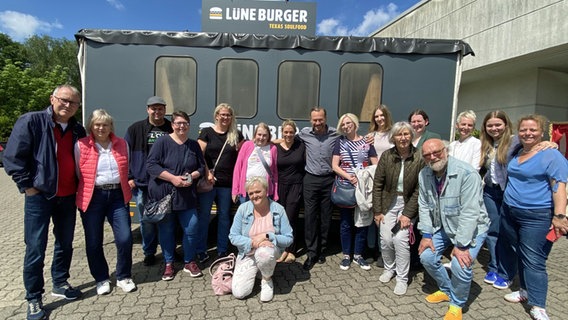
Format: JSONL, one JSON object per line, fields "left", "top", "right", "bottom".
{"left": 0, "top": 0, "right": 421, "bottom": 42}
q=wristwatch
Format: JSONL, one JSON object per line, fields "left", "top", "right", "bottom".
{"left": 553, "top": 214, "right": 567, "bottom": 219}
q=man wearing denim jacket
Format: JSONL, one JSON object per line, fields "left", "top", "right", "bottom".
{"left": 417, "top": 139, "right": 489, "bottom": 320}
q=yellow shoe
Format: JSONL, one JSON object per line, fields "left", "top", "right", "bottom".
{"left": 443, "top": 305, "right": 462, "bottom": 320}
{"left": 425, "top": 290, "right": 450, "bottom": 304}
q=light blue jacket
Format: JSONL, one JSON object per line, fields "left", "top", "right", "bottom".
{"left": 418, "top": 156, "right": 489, "bottom": 248}
{"left": 229, "top": 200, "right": 293, "bottom": 258}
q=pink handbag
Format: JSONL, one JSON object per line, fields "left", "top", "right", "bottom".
{"left": 209, "top": 253, "right": 236, "bottom": 295}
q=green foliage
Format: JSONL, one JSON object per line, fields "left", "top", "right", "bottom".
{"left": 0, "top": 33, "right": 79, "bottom": 140}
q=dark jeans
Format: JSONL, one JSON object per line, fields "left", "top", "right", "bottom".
{"left": 339, "top": 207, "right": 368, "bottom": 256}
{"left": 158, "top": 208, "right": 199, "bottom": 263}
{"left": 277, "top": 182, "right": 303, "bottom": 254}
{"left": 483, "top": 184, "right": 503, "bottom": 273}
{"left": 197, "top": 186, "right": 233, "bottom": 255}
{"left": 24, "top": 193, "right": 77, "bottom": 301}
{"left": 133, "top": 187, "right": 159, "bottom": 257}
{"left": 303, "top": 173, "right": 334, "bottom": 258}
{"left": 80, "top": 189, "right": 133, "bottom": 282}
{"left": 497, "top": 204, "right": 553, "bottom": 308}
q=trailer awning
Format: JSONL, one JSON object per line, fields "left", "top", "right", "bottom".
{"left": 75, "top": 29, "right": 474, "bottom": 56}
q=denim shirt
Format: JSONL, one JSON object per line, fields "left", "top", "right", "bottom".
{"left": 229, "top": 200, "right": 293, "bottom": 258}
{"left": 418, "top": 157, "right": 489, "bottom": 248}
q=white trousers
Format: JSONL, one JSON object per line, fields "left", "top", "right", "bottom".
{"left": 232, "top": 246, "right": 279, "bottom": 299}
{"left": 380, "top": 196, "right": 411, "bottom": 283}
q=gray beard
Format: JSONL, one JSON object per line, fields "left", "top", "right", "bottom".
{"left": 428, "top": 158, "right": 448, "bottom": 173}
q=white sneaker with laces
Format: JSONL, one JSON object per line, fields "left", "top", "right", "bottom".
{"left": 529, "top": 307, "right": 549, "bottom": 320}
{"left": 117, "top": 278, "right": 137, "bottom": 293}
{"left": 379, "top": 270, "right": 395, "bottom": 283}
{"left": 260, "top": 278, "right": 274, "bottom": 302}
{"left": 504, "top": 288, "right": 528, "bottom": 303}
{"left": 96, "top": 280, "right": 111, "bottom": 295}
{"left": 393, "top": 281, "right": 408, "bottom": 295}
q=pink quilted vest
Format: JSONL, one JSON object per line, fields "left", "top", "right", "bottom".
{"left": 76, "top": 133, "right": 132, "bottom": 212}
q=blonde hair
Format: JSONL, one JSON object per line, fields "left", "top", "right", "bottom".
{"left": 336, "top": 113, "right": 359, "bottom": 135}
{"left": 88, "top": 109, "right": 114, "bottom": 134}
{"left": 245, "top": 176, "right": 268, "bottom": 192}
{"left": 214, "top": 103, "right": 239, "bottom": 147}
{"left": 281, "top": 119, "right": 297, "bottom": 132}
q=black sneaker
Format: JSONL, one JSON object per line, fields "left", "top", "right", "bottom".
{"left": 143, "top": 254, "right": 156, "bottom": 266}
{"left": 51, "top": 282, "right": 82, "bottom": 300}
{"left": 27, "top": 299, "right": 46, "bottom": 320}
{"left": 197, "top": 252, "right": 210, "bottom": 263}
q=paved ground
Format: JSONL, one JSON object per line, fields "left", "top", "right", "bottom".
{"left": 0, "top": 169, "right": 567, "bottom": 319}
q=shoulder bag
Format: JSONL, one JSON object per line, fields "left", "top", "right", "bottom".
{"left": 142, "top": 188, "right": 176, "bottom": 223}
{"left": 197, "top": 138, "right": 229, "bottom": 193}
{"left": 331, "top": 139, "right": 357, "bottom": 208}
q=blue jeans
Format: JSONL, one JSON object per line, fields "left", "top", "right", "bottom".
{"left": 133, "top": 187, "right": 158, "bottom": 256}
{"left": 483, "top": 184, "right": 503, "bottom": 273}
{"left": 23, "top": 193, "right": 77, "bottom": 300}
{"left": 80, "top": 189, "right": 132, "bottom": 282}
{"left": 420, "top": 229, "right": 487, "bottom": 308}
{"left": 339, "top": 208, "right": 368, "bottom": 256}
{"left": 158, "top": 208, "right": 199, "bottom": 263}
{"left": 197, "top": 187, "right": 232, "bottom": 255}
{"left": 497, "top": 204, "right": 552, "bottom": 309}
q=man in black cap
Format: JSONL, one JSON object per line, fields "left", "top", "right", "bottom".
{"left": 125, "top": 96, "right": 173, "bottom": 266}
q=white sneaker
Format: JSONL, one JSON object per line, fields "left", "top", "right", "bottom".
{"left": 117, "top": 278, "right": 137, "bottom": 293}
{"left": 96, "top": 280, "right": 111, "bottom": 295}
{"left": 393, "top": 281, "right": 408, "bottom": 295}
{"left": 504, "top": 288, "right": 528, "bottom": 303}
{"left": 260, "top": 278, "right": 274, "bottom": 302}
{"left": 379, "top": 270, "right": 395, "bottom": 283}
{"left": 529, "top": 307, "right": 549, "bottom": 320}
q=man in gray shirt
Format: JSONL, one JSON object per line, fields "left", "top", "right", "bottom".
{"left": 299, "top": 107, "right": 338, "bottom": 271}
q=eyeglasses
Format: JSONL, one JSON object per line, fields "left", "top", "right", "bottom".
{"left": 54, "top": 96, "right": 80, "bottom": 107}
{"left": 422, "top": 148, "right": 445, "bottom": 159}
{"left": 173, "top": 121, "right": 189, "bottom": 127}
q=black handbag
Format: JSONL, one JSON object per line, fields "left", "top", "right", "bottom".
{"left": 142, "top": 189, "right": 175, "bottom": 223}
{"left": 330, "top": 140, "right": 357, "bottom": 208}
{"left": 331, "top": 177, "right": 356, "bottom": 208}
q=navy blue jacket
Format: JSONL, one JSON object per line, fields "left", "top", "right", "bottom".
{"left": 3, "top": 106, "right": 86, "bottom": 199}
{"left": 124, "top": 117, "right": 172, "bottom": 187}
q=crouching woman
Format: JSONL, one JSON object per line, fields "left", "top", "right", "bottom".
{"left": 229, "top": 176, "right": 293, "bottom": 302}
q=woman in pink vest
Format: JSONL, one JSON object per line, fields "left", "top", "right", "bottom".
{"left": 75, "top": 109, "right": 135, "bottom": 295}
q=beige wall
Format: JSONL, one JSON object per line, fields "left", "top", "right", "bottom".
{"left": 374, "top": 0, "right": 568, "bottom": 132}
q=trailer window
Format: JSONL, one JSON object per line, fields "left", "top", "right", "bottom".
{"left": 338, "top": 63, "right": 383, "bottom": 122}
{"left": 277, "top": 61, "right": 320, "bottom": 120}
{"left": 155, "top": 57, "right": 197, "bottom": 115}
{"left": 217, "top": 59, "right": 258, "bottom": 118}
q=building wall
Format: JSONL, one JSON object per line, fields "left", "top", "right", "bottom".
{"left": 373, "top": 0, "right": 568, "bottom": 131}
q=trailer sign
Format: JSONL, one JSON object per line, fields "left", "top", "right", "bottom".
{"left": 202, "top": 0, "right": 316, "bottom": 36}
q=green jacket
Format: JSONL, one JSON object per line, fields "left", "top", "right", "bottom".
{"left": 372, "top": 145, "right": 425, "bottom": 219}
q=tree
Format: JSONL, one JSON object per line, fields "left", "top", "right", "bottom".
{"left": 0, "top": 33, "right": 80, "bottom": 140}
{"left": 23, "top": 35, "right": 80, "bottom": 88}
{"left": 0, "top": 33, "right": 27, "bottom": 69}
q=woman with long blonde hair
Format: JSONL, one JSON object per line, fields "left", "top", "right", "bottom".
{"left": 196, "top": 103, "right": 244, "bottom": 261}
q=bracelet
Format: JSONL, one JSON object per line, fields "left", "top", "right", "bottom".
{"left": 553, "top": 214, "right": 566, "bottom": 219}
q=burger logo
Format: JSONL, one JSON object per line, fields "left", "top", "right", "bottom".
{"left": 209, "top": 7, "right": 222, "bottom": 20}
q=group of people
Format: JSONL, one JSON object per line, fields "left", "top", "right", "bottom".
{"left": 3, "top": 84, "right": 567, "bottom": 320}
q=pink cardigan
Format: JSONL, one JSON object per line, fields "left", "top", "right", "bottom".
{"left": 232, "top": 141, "right": 278, "bottom": 200}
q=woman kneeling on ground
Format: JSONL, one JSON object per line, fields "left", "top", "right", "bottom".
{"left": 229, "top": 176, "right": 293, "bottom": 302}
